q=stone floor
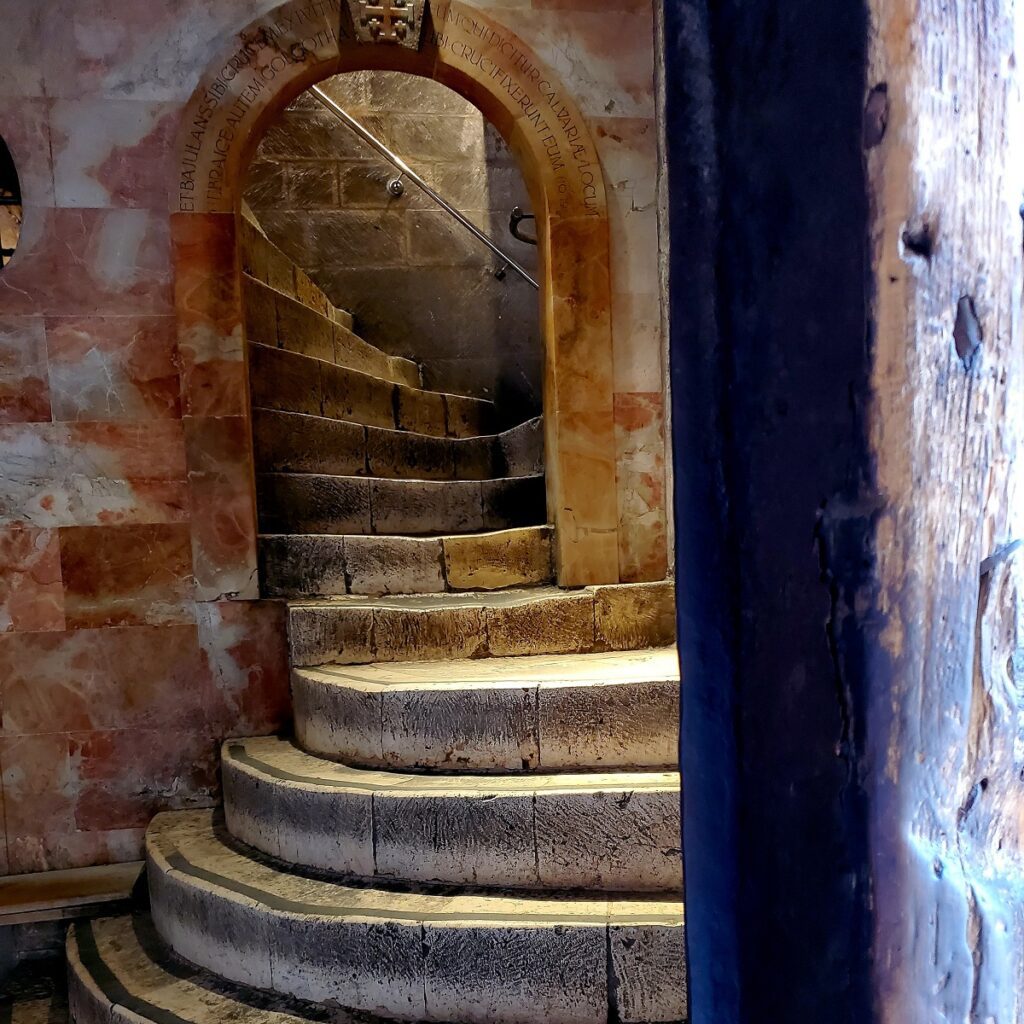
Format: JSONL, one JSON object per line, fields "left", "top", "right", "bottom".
{"left": 1, "top": 958, "right": 67, "bottom": 1024}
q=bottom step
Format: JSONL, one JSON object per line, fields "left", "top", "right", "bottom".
{"left": 146, "top": 810, "right": 686, "bottom": 1024}
{"left": 68, "top": 913, "right": 354, "bottom": 1024}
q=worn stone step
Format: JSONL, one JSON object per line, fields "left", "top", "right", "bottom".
{"left": 293, "top": 647, "right": 680, "bottom": 773}
{"left": 256, "top": 473, "right": 546, "bottom": 537}
{"left": 240, "top": 217, "right": 356, "bottom": 332}
{"left": 252, "top": 409, "right": 543, "bottom": 481}
{"left": 68, "top": 913, "right": 344, "bottom": 1024}
{"left": 147, "top": 810, "right": 686, "bottom": 1024}
{"left": 288, "top": 581, "right": 676, "bottom": 668}
{"left": 244, "top": 275, "right": 421, "bottom": 388}
{"left": 249, "top": 342, "right": 495, "bottom": 439}
{"left": 260, "top": 527, "right": 553, "bottom": 598}
{"left": 222, "top": 736, "right": 681, "bottom": 893}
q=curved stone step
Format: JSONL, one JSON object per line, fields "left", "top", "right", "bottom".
{"left": 253, "top": 409, "right": 543, "bottom": 481}
{"left": 292, "top": 647, "right": 680, "bottom": 772}
{"left": 244, "top": 275, "right": 421, "bottom": 389}
{"left": 260, "top": 527, "right": 552, "bottom": 598}
{"left": 222, "top": 737, "right": 681, "bottom": 892}
{"left": 68, "top": 914, "right": 340, "bottom": 1024}
{"left": 256, "top": 473, "right": 546, "bottom": 537}
{"left": 147, "top": 810, "right": 686, "bottom": 1024}
{"left": 287, "top": 581, "right": 676, "bottom": 667}
{"left": 250, "top": 342, "right": 494, "bottom": 439}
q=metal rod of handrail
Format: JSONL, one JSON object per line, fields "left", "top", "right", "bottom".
{"left": 311, "top": 85, "right": 539, "bottom": 290}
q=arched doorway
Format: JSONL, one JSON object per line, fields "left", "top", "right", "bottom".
{"left": 170, "top": 0, "right": 619, "bottom": 599}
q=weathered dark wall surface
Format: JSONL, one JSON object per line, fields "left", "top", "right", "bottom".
{"left": 667, "top": 0, "right": 1024, "bottom": 1021}
{"left": 665, "top": 1, "right": 874, "bottom": 1020}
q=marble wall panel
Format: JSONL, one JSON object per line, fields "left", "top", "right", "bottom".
{"left": 614, "top": 391, "right": 667, "bottom": 582}
{"left": 0, "top": 316, "right": 51, "bottom": 423}
{"left": 171, "top": 213, "right": 246, "bottom": 418}
{"left": 0, "top": 98, "right": 56, "bottom": 207}
{"left": 50, "top": 100, "right": 182, "bottom": 209}
{"left": 45, "top": 315, "right": 181, "bottom": 421}
{"left": 0, "top": 208, "right": 173, "bottom": 317}
{"left": 59, "top": 523, "right": 195, "bottom": 628}
{"left": 0, "top": 624, "right": 213, "bottom": 737}
{"left": 196, "top": 599, "right": 291, "bottom": 737}
{"left": 0, "top": 420, "right": 188, "bottom": 529}
{"left": 0, "top": 526, "right": 65, "bottom": 633}
{"left": 183, "top": 416, "right": 260, "bottom": 601}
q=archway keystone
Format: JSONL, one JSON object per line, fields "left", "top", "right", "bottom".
{"left": 170, "top": 0, "right": 619, "bottom": 598}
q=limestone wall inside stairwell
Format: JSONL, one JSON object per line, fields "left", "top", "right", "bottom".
{"left": 0, "top": 0, "right": 668, "bottom": 875}
{"left": 245, "top": 70, "right": 543, "bottom": 426}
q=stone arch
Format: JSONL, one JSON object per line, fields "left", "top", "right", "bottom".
{"left": 170, "top": 0, "right": 618, "bottom": 598}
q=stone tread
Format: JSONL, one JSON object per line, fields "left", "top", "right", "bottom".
{"left": 146, "top": 810, "right": 685, "bottom": 1024}
{"left": 287, "top": 581, "right": 678, "bottom": 667}
{"left": 259, "top": 526, "right": 553, "bottom": 597}
{"left": 252, "top": 409, "right": 543, "bottom": 481}
{"left": 222, "top": 736, "right": 682, "bottom": 891}
{"left": 243, "top": 274, "right": 421, "bottom": 389}
{"left": 256, "top": 473, "right": 545, "bottom": 537}
{"left": 249, "top": 341, "right": 494, "bottom": 440}
{"left": 292, "top": 647, "right": 680, "bottom": 772}
{"left": 67, "top": 913, "right": 372, "bottom": 1024}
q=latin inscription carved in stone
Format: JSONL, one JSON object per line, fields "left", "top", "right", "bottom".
{"left": 178, "top": 0, "right": 345, "bottom": 212}
{"left": 431, "top": 4, "right": 602, "bottom": 218}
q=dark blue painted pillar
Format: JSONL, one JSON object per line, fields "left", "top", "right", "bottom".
{"left": 664, "top": 3, "right": 875, "bottom": 1021}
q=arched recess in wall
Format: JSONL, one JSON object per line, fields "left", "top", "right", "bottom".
{"left": 170, "top": 0, "right": 618, "bottom": 600}
{"left": 0, "top": 134, "right": 23, "bottom": 268}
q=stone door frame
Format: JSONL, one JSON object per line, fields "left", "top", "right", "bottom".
{"left": 170, "top": 0, "right": 619, "bottom": 599}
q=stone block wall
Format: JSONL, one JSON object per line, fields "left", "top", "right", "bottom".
{"left": 0, "top": 0, "right": 665, "bottom": 875}
{"left": 245, "top": 71, "right": 542, "bottom": 424}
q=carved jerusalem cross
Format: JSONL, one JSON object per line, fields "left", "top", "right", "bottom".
{"left": 351, "top": 0, "right": 425, "bottom": 49}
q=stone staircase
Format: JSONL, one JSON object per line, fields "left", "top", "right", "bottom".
{"left": 238, "top": 217, "right": 549, "bottom": 600}
{"left": 65, "top": 221, "right": 686, "bottom": 1024}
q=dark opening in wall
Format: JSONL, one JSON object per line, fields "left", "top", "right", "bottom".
{"left": 0, "top": 136, "right": 22, "bottom": 268}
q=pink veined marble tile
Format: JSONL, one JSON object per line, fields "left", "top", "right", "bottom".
{"left": 614, "top": 391, "right": 668, "bottom": 582}
{"left": 0, "top": 97, "right": 55, "bottom": 207}
{"left": 0, "top": 733, "right": 78, "bottom": 869}
{"left": 50, "top": 99, "right": 182, "bottom": 209}
{"left": 69, "top": 728, "right": 219, "bottom": 831}
{"left": 0, "top": 316, "right": 51, "bottom": 424}
{"left": 0, "top": 624, "right": 214, "bottom": 737}
{"left": 197, "top": 599, "right": 290, "bottom": 737}
{"left": 0, "top": 526, "right": 65, "bottom": 633}
{"left": 64, "top": 0, "right": 286, "bottom": 102}
{"left": 0, "top": 420, "right": 189, "bottom": 529}
{"left": 45, "top": 315, "right": 181, "bottom": 421}
{"left": 0, "top": 208, "right": 173, "bottom": 317}
{"left": 171, "top": 213, "right": 247, "bottom": 418}
{"left": 592, "top": 116, "right": 657, "bottom": 210}
{"left": 59, "top": 523, "right": 195, "bottom": 629}
{"left": 184, "top": 415, "right": 259, "bottom": 601}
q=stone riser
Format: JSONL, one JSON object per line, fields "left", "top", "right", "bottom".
{"left": 288, "top": 581, "right": 677, "bottom": 667}
{"left": 253, "top": 409, "right": 543, "bottom": 481}
{"left": 147, "top": 811, "right": 686, "bottom": 1024}
{"left": 250, "top": 342, "right": 494, "bottom": 440}
{"left": 222, "top": 737, "right": 682, "bottom": 892}
{"left": 260, "top": 527, "right": 552, "bottom": 597}
{"left": 244, "top": 274, "right": 421, "bottom": 389}
{"left": 241, "top": 218, "right": 354, "bottom": 331}
{"left": 256, "top": 473, "right": 546, "bottom": 537}
{"left": 292, "top": 649, "right": 680, "bottom": 773}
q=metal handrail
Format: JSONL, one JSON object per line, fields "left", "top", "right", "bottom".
{"left": 311, "top": 85, "right": 539, "bottom": 290}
